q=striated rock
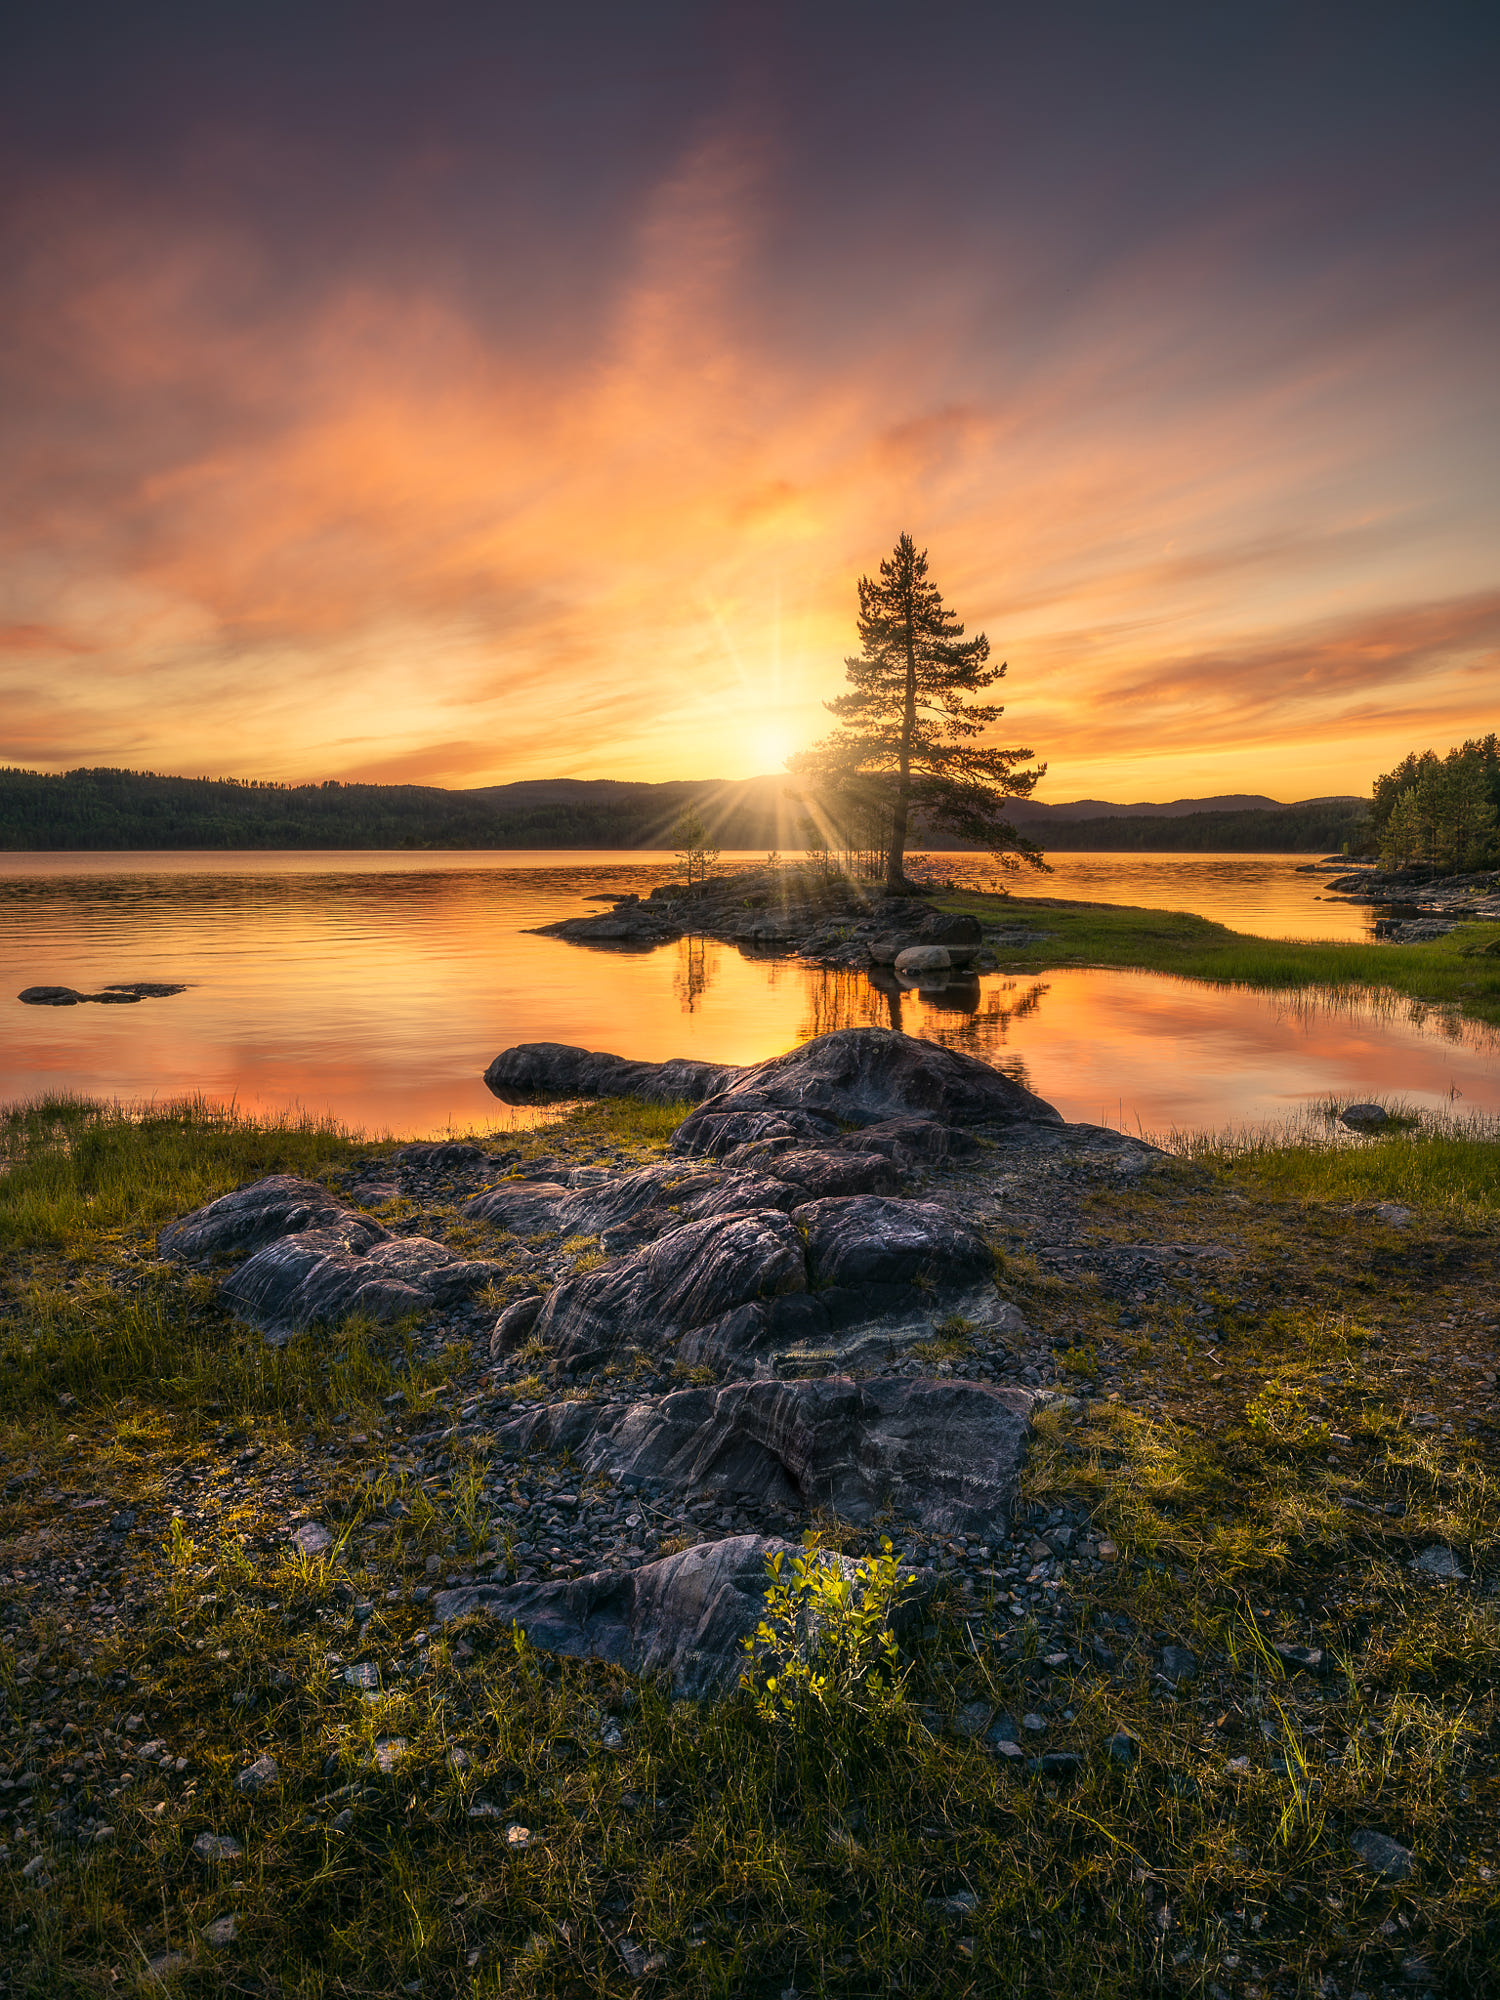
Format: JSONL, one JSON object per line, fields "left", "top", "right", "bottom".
{"left": 670, "top": 1028, "right": 1060, "bottom": 1159}
{"left": 434, "top": 1534, "right": 797, "bottom": 1698}
{"left": 490, "top": 1293, "right": 546, "bottom": 1355}
{"left": 534, "top": 1207, "right": 807, "bottom": 1371}
{"left": 223, "top": 1229, "right": 506, "bottom": 1340}
{"left": 495, "top": 1374, "right": 1033, "bottom": 1534}
{"left": 483, "top": 1042, "right": 738, "bottom": 1106}
{"left": 531, "top": 1191, "right": 1010, "bottom": 1375}
{"left": 160, "top": 1175, "right": 372, "bottom": 1263}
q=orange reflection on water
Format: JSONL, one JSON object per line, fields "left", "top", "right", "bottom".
{"left": 2, "top": 854, "right": 1496, "bottom": 1139}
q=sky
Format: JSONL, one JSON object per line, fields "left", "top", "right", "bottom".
{"left": 2, "top": 1, "right": 1497, "bottom": 803}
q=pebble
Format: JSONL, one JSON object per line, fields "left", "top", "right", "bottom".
{"left": 192, "top": 1832, "right": 244, "bottom": 1863}
{"left": 233, "top": 1753, "right": 278, "bottom": 1796}
{"left": 291, "top": 1522, "right": 333, "bottom": 1558}
{"left": 204, "top": 1915, "right": 237, "bottom": 1946}
{"left": 1411, "top": 1546, "right": 1466, "bottom": 1581}
{"left": 1350, "top": 1829, "right": 1415, "bottom": 1881}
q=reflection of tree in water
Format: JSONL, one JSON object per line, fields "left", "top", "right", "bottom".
{"left": 795, "top": 970, "right": 1048, "bottom": 1090}
{"left": 674, "top": 934, "right": 718, "bottom": 1013}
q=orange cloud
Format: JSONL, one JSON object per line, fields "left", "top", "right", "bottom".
{"left": 0, "top": 126, "right": 1495, "bottom": 802}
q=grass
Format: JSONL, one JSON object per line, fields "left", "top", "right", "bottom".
{"left": 936, "top": 891, "right": 1500, "bottom": 1028}
{"left": 1, "top": 1094, "right": 1497, "bottom": 1995}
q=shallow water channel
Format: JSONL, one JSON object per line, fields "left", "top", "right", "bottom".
{"left": 2, "top": 851, "right": 1495, "bottom": 1137}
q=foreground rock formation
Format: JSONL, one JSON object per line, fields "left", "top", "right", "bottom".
{"left": 158, "top": 1029, "right": 1165, "bottom": 1691}
{"left": 160, "top": 1174, "right": 505, "bottom": 1341}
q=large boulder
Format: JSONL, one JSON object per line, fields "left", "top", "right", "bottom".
{"left": 160, "top": 1176, "right": 373, "bottom": 1264}
{"left": 433, "top": 1535, "right": 796, "bottom": 1698}
{"left": 495, "top": 1375, "right": 1033, "bottom": 1535}
{"left": 483, "top": 1044, "right": 739, "bottom": 1106}
{"left": 670, "top": 1029, "right": 1059, "bottom": 1157}
{"left": 222, "top": 1231, "right": 507, "bottom": 1342}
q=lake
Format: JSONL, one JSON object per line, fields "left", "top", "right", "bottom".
{"left": 3, "top": 850, "right": 1495, "bottom": 1139}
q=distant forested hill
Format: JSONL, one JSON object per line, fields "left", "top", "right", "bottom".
{"left": 0, "top": 766, "right": 1367, "bottom": 853}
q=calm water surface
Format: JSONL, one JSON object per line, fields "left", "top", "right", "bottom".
{"left": 2, "top": 850, "right": 1494, "bottom": 1138}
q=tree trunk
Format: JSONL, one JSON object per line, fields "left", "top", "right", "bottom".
{"left": 887, "top": 610, "right": 917, "bottom": 892}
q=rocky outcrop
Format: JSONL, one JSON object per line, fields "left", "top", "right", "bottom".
{"left": 483, "top": 1043, "right": 739, "bottom": 1106}
{"left": 669, "top": 1028, "right": 1060, "bottom": 1159}
{"left": 493, "top": 1375, "right": 1034, "bottom": 1534}
{"left": 530, "top": 1192, "right": 1014, "bottom": 1375}
{"left": 161, "top": 1175, "right": 505, "bottom": 1339}
{"left": 160, "top": 1176, "right": 360, "bottom": 1262}
{"left": 433, "top": 1534, "right": 797, "bottom": 1698}
{"left": 222, "top": 1231, "right": 507, "bottom": 1342}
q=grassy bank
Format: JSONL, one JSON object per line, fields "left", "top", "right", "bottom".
{"left": 936, "top": 891, "right": 1500, "bottom": 1027}
{"left": 0, "top": 1098, "right": 1496, "bottom": 1996}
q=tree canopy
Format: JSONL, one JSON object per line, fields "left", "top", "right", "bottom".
{"left": 792, "top": 534, "right": 1044, "bottom": 890}
{"left": 1368, "top": 736, "right": 1499, "bottom": 872}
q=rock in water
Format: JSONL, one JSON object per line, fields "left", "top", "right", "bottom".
{"left": 433, "top": 1534, "right": 796, "bottom": 1698}
{"left": 495, "top": 1374, "right": 1034, "bottom": 1534}
{"left": 483, "top": 1043, "right": 740, "bottom": 1105}
{"left": 1340, "top": 1102, "right": 1389, "bottom": 1132}
{"left": 669, "top": 1028, "right": 1060, "bottom": 1158}
{"left": 160, "top": 1176, "right": 367, "bottom": 1262}
{"left": 894, "top": 945, "right": 952, "bottom": 977}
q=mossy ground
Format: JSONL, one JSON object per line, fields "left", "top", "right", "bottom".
{"left": 0, "top": 1096, "right": 1496, "bottom": 1997}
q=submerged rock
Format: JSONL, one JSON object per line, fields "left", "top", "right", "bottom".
{"left": 496, "top": 1374, "right": 1034, "bottom": 1534}
{"left": 18, "top": 981, "right": 186, "bottom": 1005}
{"left": 434, "top": 1533, "right": 795, "bottom": 1698}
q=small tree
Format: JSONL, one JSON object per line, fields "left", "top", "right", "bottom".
{"left": 793, "top": 533, "right": 1045, "bottom": 891}
{"left": 670, "top": 805, "right": 719, "bottom": 886}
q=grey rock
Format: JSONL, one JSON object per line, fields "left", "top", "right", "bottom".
{"left": 496, "top": 1375, "right": 1033, "bottom": 1534}
{"left": 1411, "top": 1545, "right": 1466, "bottom": 1580}
{"left": 1272, "top": 1642, "right": 1325, "bottom": 1674}
{"left": 222, "top": 1228, "right": 506, "bottom": 1339}
{"left": 1373, "top": 1202, "right": 1413, "bottom": 1228}
{"left": 192, "top": 1831, "right": 244, "bottom": 1863}
{"left": 394, "top": 1140, "right": 489, "bottom": 1171}
{"left": 434, "top": 1534, "right": 798, "bottom": 1698}
{"left": 145, "top": 1952, "right": 189, "bottom": 1980}
{"left": 1350, "top": 1828, "right": 1415, "bottom": 1880}
{"left": 233, "top": 1753, "right": 278, "bottom": 1796}
{"left": 894, "top": 944, "right": 952, "bottom": 977}
{"left": 1159, "top": 1645, "right": 1197, "bottom": 1686}
{"left": 291, "top": 1522, "right": 333, "bottom": 1558}
{"left": 483, "top": 1042, "right": 738, "bottom": 1106}
{"left": 670, "top": 1029, "right": 1061, "bottom": 1159}
{"left": 1340, "top": 1103, "right": 1389, "bottom": 1132}
{"left": 531, "top": 1192, "right": 1009, "bottom": 1375}
{"left": 160, "top": 1175, "right": 366, "bottom": 1263}
{"left": 204, "top": 1915, "right": 237, "bottom": 1946}
{"left": 490, "top": 1293, "right": 546, "bottom": 1356}
{"left": 19, "top": 985, "right": 83, "bottom": 1005}
{"left": 1107, "top": 1729, "right": 1140, "bottom": 1766}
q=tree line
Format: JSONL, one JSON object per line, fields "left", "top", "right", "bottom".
{"left": 1366, "top": 736, "right": 1499, "bottom": 873}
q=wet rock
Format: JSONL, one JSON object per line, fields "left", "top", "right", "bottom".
{"left": 159, "top": 1175, "right": 367, "bottom": 1263}
{"left": 19, "top": 985, "right": 84, "bottom": 1005}
{"left": 669, "top": 1028, "right": 1060, "bottom": 1160}
{"left": 1350, "top": 1828, "right": 1415, "bottom": 1880}
{"left": 20, "top": 981, "right": 186, "bottom": 1005}
{"left": 497, "top": 1375, "right": 1033, "bottom": 1534}
{"left": 894, "top": 944, "right": 952, "bottom": 978}
{"left": 1341, "top": 1103, "right": 1389, "bottom": 1132}
{"left": 222, "top": 1229, "right": 506, "bottom": 1339}
{"left": 483, "top": 1043, "right": 738, "bottom": 1106}
{"left": 434, "top": 1533, "right": 798, "bottom": 1698}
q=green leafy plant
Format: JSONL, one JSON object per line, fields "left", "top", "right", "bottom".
{"left": 742, "top": 1537, "right": 913, "bottom": 1725}
{"left": 1244, "top": 1378, "right": 1331, "bottom": 1452}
